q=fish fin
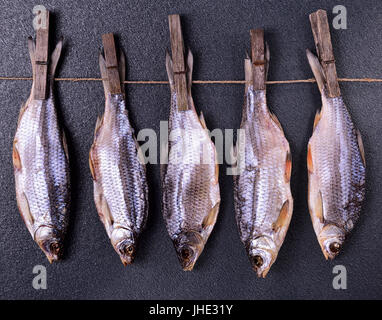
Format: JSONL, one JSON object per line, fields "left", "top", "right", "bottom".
{"left": 89, "top": 143, "right": 99, "bottom": 181}
{"left": 17, "top": 192, "right": 34, "bottom": 227}
{"left": 244, "top": 57, "right": 252, "bottom": 93}
{"left": 118, "top": 49, "right": 126, "bottom": 94}
{"left": 306, "top": 49, "right": 326, "bottom": 93}
{"left": 214, "top": 158, "right": 220, "bottom": 186}
{"left": 165, "top": 50, "right": 175, "bottom": 92}
{"left": 315, "top": 190, "right": 324, "bottom": 223}
{"left": 356, "top": 129, "right": 366, "bottom": 167}
{"left": 12, "top": 141, "right": 22, "bottom": 171}
{"left": 96, "top": 194, "right": 114, "bottom": 234}
{"left": 99, "top": 50, "right": 111, "bottom": 97}
{"left": 199, "top": 111, "right": 207, "bottom": 129}
{"left": 89, "top": 116, "right": 104, "bottom": 181}
{"left": 313, "top": 109, "right": 322, "bottom": 130}
{"left": 49, "top": 37, "right": 63, "bottom": 78}
{"left": 94, "top": 187, "right": 114, "bottom": 236}
{"left": 134, "top": 138, "right": 146, "bottom": 165}
{"left": 62, "top": 131, "right": 69, "bottom": 162}
{"left": 265, "top": 42, "right": 270, "bottom": 81}
{"left": 270, "top": 112, "right": 284, "bottom": 132}
{"left": 307, "top": 143, "right": 314, "bottom": 173}
{"left": 160, "top": 140, "right": 169, "bottom": 180}
{"left": 17, "top": 102, "right": 28, "bottom": 126}
{"left": 186, "top": 49, "right": 193, "bottom": 95}
{"left": 284, "top": 151, "right": 292, "bottom": 183}
{"left": 94, "top": 115, "right": 103, "bottom": 137}
{"left": 101, "top": 196, "right": 114, "bottom": 227}
{"left": 202, "top": 202, "right": 220, "bottom": 230}
{"left": 272, "top": 199, "right": 290, "bottom": 232}
{"left": 231, "top": 144, "right": 237, "bottom": 167}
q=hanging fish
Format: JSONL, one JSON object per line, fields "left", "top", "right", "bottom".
{"left": 233, "top": 43, "right": 293, "bottom": 278}
{"left": 13, "top": 37, "right": 70, "bottom": 263}
{"left": 89, "top": 41, "right": 148, "bottom": 266}
{"left": 306, "top": 49, "right": 366, "bottom": 259}
{"left": 161, "top": 49, "right": 221, "bottom": 271}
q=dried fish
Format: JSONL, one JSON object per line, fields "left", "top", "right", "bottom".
{"left": 162, "top": 50, "right": 220, "bottom": 271}
{"left": 13, "top": 37, "right": 70, "bottom": 263}
{"left": 233, "top": 48, "right": 293, "bottom": 277}
{"left": 306, "top": 50, "right": 366, "bottom": 259}
{"left": 89, "top": 47, "right": 148, "bottom": 265}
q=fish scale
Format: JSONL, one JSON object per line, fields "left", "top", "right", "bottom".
{"left": 13, "top": 38, "right": 70, "bottom": 263}
{"left": 162, "top": 51, "right": 220, "bottom": 271}
{"left": 233, "top": 57, "right": 293, "bottom": 277}
{"left": 89, "top": 49, "right": 148, "bottom": 266}
{"left": 306, "top": 49, "right": 366, "bottom": 259}
{"left": 312, "top": 96, "right": 365, "bottom": 223}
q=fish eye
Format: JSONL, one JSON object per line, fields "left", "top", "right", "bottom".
{"left": 120, "top": 245, "right": 134, "bottom": 256}
{"left": 49, "top": 242, "right": 60, "bottom": 253}
{"left": 126, "top": 245, "right": 134, "bottom": 254}
{"left": 180, "top": 248, "right": 192, "bottom": 260}
{"left": 253, "top": 255, "right": 263, "bottom": 268}
{"left": 329, "top": 242, "right": 341, "bottom": 254}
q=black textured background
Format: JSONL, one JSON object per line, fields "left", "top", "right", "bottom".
{"left": 0, "top": 0, "right": 381, "bottom": 300}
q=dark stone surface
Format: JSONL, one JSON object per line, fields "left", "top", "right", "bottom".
{"left": 0, "top": 0, "right": 381, "bottom": 299}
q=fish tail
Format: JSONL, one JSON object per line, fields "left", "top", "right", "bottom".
{"left": 186, "top": 49, "right": 193, "bottom": 95}
{"left": 244, "top": 53, "right": 252, "bottom": 93}
{"left": 27, "top": 36, "right": 36, "bottom": 77}
{"left": 265, "top": 42, "right": 270, "bottom": 81}
{"left": 306, "top": 49, "right": 326, "bottom": 93}
{"left": 99, "top": 47, "right": 126, "bottom": 97}
{"left": 165, "top": 49, "right": 175, "bottom": 92}
{"left": 49, "top": 37, "right": 63, "bottom": 80}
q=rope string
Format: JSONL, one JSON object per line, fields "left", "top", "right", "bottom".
{"left": 1, "top": 76, "right": 382, "bottom": 84}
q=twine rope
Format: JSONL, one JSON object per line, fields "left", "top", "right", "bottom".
{"left": 1, "top": 77, "right": 382, "bottom": 84}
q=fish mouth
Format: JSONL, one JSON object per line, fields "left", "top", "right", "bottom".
{"left": 321, "top": 238, "right": 343, "bottom": 260}
{"left": 176, "top": 245, "right": 198, "bottom": 271}
{"left": 116, "top": 240, "right": 136, "bottom": 266}
{"left": 319, "top": 224, "right": 345, "bottom": 260}
{"left": 35, "top": 226, "right": 63, "bottom": 263}
{"left": 173, "top": 231, "right": 203, "bottom": 271}
{"left": 248, "top": 249, "right": 273, "bottom": 278}
{"left": 38, "top": 239, "right": 62, "bottom": 263}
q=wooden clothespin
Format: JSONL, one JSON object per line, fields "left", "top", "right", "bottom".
{"left": 34, "top": 10, "right": 50, "bottom": 100}
{"left": 250, "top": 29, "right": 266, "bottom": 90}
{"left": 101, "top": 33, "right": 122, "bottom": 94}
{"left": 309, "top": 9, "right": 341, "bottom": 97}
{"left": 168, "top": 14, "right": 189, "bottom": 111}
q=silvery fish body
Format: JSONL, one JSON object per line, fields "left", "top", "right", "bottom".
{"left": 306, "top": 50, "right": 366, "bottom": 259}
{"left": 13, "top": 38, "right": 70, "bottom": 263}
{"left": 162, "top": 50, "right": 220, "bottom": 271}
{"left": 89, "top": 50, "right": 148, "bottom": 265}
{"left": 233, "top": 57, "right": 293, "bottom": 277}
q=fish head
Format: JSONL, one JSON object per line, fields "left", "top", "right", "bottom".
{"left": 173, "top": 231, "right": 204, "bottom": 271}
{"left": 34, "top": 226, "right": 63, "bottom": 263}
{"left": 318, "top": 224, "right": 346, "bottom": 260}
{"left": 111, "top": 227, "right": 137, "bottom": 266}
{"left": 247, "top": 236, "right": 277, "bottom": 278}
